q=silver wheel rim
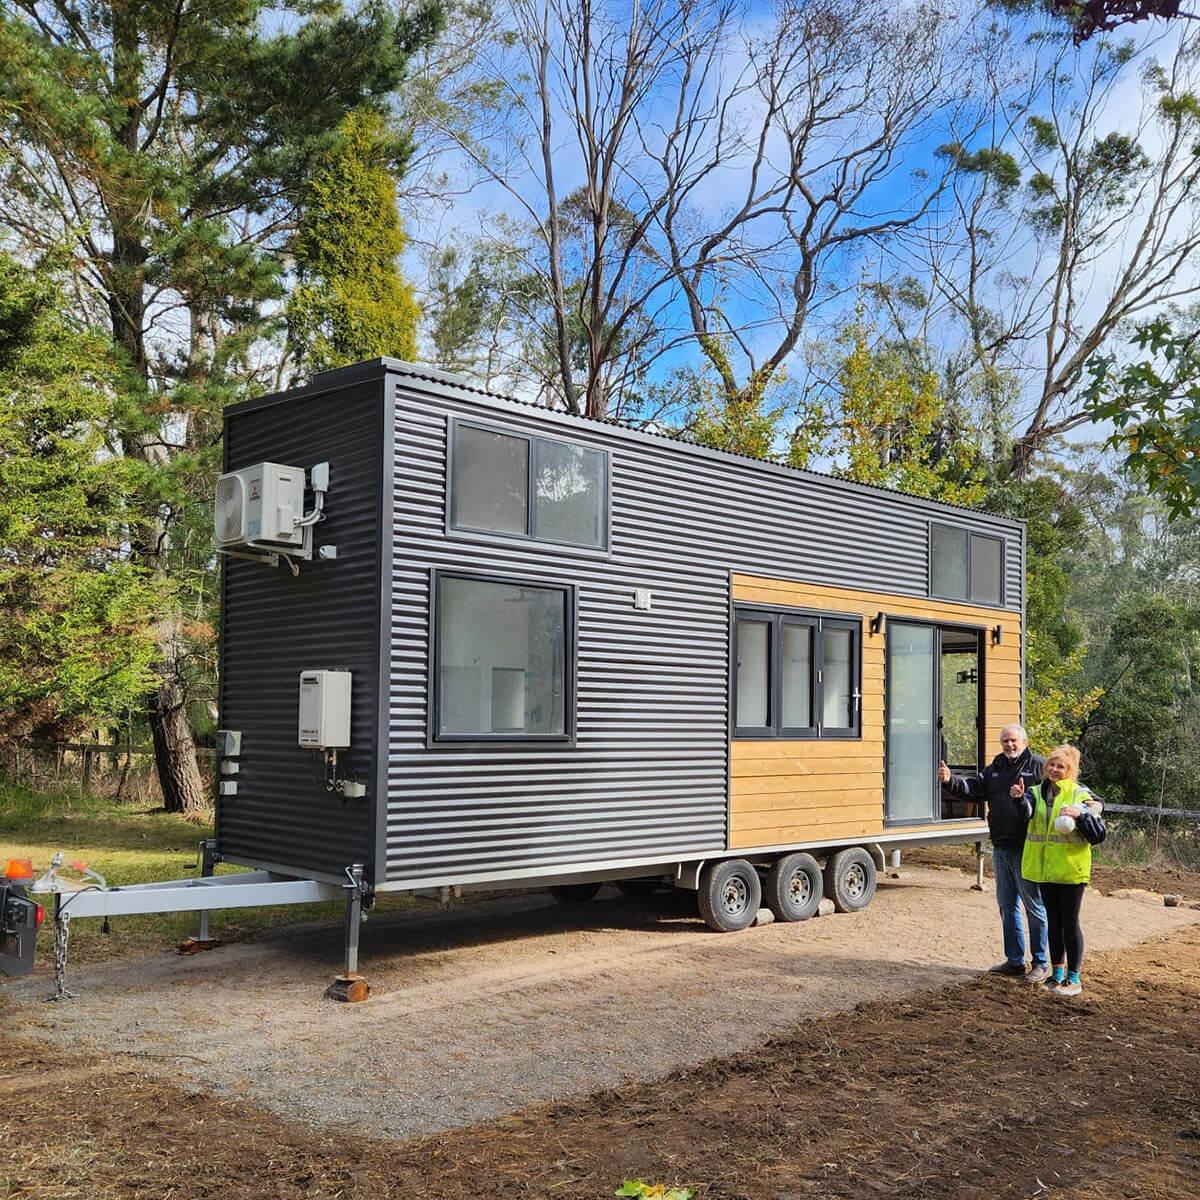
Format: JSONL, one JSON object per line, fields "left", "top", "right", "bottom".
{"left": 787, "top": 869, "right": 812, "bottom": 908}
{"left": 845, "top": 863, "right": 867, "bottom": 900}
{"left": 721, "top": 875, "right": 751, "bottom": 918}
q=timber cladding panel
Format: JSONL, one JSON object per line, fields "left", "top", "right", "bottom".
{"left": 729, "top": 573, "right": 1022, "bottom": 851}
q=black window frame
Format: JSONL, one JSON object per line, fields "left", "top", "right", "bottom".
{"left": 429, "top": 568, "right": 577, "bottom": 746}
{"left": 928, "top": 522, "right": 1005, "bottom": 606}
{"left": 732, "top": 606, "right": 862, "bottom": 740}
{"left": 447, "top": 416, "right": 611, "bottom": 552}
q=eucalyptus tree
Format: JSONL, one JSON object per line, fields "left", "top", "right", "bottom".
{"left": 434, "top": 0, "right": 986, "bottom": 420}
{"left": 921, "top": 29, "right": 1200, "bottom": 477}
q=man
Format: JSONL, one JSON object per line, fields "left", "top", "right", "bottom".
{"left": 939, "top": 724, "right": 1050, "bottom": 983}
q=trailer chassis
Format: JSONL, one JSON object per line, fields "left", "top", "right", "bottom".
{"left": 25, "top": 828, "right": 989, "bottom": 1004}
{"left": 33, "top": 842, "right": 366, "bottom": 1002}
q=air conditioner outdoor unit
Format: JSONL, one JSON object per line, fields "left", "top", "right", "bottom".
{"left": 214, "top": 462, "right": 307, "bottom": 549}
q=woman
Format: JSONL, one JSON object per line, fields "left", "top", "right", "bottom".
{"left": 1011, "top": 745, "right": 1101, "bottom": 998}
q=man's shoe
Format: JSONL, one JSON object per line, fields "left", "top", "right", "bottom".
{"left": 988, "top": 961, "right": 1027, "bottom": 977}
{"left": 1026, "top": 964, "right": 1051, "bottom": 984}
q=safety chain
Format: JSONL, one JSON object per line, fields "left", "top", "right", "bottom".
{"left": 49, "top": 909, "right": 77, "bottom": 1002}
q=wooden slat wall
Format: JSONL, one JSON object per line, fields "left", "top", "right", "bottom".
{"left": 729, "top": 573, "right": 1022, "bottom": 850}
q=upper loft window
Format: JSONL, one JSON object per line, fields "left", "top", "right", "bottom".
{"left": 930, "top": 523, "right": 1004, "bottom": 605}
{"left": 449, "top": 419, "right": 609, "bottom": 550}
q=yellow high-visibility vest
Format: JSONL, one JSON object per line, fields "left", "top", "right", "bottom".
{"left": 1021, "top": 778, "right": 1094, "bottom": 886}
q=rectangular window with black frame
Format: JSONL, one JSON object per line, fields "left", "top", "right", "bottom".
{"left": 929, "top": 522, "right": 1003, "bottom": 605}
{"left": 433, "top": 571, "right": 574, "bottom": 742}
{"left": 449, "top": 418, "right": 609, "bottom": 550}
{"left": 733, "top": 607, "right": 862, "bottom": 739}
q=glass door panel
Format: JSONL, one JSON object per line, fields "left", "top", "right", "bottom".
{"left": 886, "top": 622, "right": 937, "bottom": 822}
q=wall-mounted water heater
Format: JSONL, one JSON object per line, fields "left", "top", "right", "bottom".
{"left": 298, "top": 670, "right": 352, "bottom": 750}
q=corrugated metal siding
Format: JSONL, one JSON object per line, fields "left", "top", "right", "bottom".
{"left": 217, "top": 380, "right": 383, "bottom": 881}
{"left": 383, "top": 369, "right": 1023, "bottom": 885}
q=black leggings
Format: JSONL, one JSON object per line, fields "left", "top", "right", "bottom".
{"left": 1041, "top": 882, "right": 1086, "bottom": 974}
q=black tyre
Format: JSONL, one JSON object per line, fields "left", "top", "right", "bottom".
{"left": 824, "top": 847, "right": 877, "bottom": 913}
{"left": 615, "top": 878, "right": 662, "bottom": 899}
{"left": 549, "top": 882, "right": 602, "bottom": 903}
{"left": 764, "top": 852, "right": 823, "bottom": 921}
{"left": 697, "top": 859, "right": 762, "bottom": 932}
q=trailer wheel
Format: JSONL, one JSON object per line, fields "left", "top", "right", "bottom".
{"left": 549, "top": 882, "right": 602, "bottom": 903}
{"left": 697, "top": 859, "right": 761, "bottom": 932}
{"left": 764, "top": 852, "right": 823, "bottom": 921}
{"left": 824, "top": 847, "right": 877, "bottom": 913}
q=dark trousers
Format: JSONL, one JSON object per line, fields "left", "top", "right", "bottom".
{"left": 1041, "top": 881, "right": 1086, "bottom": 973}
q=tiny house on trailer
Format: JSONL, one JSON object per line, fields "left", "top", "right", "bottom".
{"left": 202, "top": 357, "right": 1023, "bottom": 990}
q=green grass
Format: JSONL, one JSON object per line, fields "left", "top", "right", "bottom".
{"left": 0, "top": 781, "right": 416, "bottom": 965}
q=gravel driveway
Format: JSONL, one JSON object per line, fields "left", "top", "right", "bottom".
{"left": 8, "top": 865, "right": 1197, "bottom": 1140}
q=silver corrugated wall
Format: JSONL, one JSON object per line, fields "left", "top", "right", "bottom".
{"left": 383, "top": 367, "right": 1024, "bottom": 886}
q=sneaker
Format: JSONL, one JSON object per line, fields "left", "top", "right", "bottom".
{"left": 1026, "top": 965, "right": 1051, "bottom": 985}
{"left": 988, "top": 961, "right": 1028, "bottom": 977}
{"left": 1041, "top": 975, "right": 1065, "bottom": 991}
{"left": 1054, "top": 981, "right": 1083, "bottom": 998}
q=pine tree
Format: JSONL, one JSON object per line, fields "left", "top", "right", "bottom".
{"left": 288, "top": 108, "right": 420, "bottom": 373}
{"left": 0, "top": 1, "right": 441, "bottom": 810}
{"left": 0, "top": 254, "right": 161, "bottom": 748}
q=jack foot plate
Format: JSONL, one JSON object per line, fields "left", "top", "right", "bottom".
{"left": 326, "top": 973, "right": 370, "bottom": 1003}
{"left": 176, "top": 937, "right": 222, "bottom": 956}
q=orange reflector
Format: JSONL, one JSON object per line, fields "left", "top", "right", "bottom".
{"left": 4, "top": 858, "right": 33, "bottom": 881}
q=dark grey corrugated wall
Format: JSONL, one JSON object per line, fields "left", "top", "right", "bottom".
{"left": 383, "top": 366, "right": 1023, "bottom": 886}
{"left": 217, "top": 378, "right": 384, "bottom": 881}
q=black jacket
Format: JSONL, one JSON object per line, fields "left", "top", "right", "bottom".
{"left": 945, "top": 749, "right": 1045, "bottom": 848}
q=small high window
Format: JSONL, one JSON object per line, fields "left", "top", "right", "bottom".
{"left": 433, "top": 572, "right": 573, "bottom": 741}
{"left": 450, "top": 419, "right": 608, "bottom": 549}
{"left": 733, "top": 607, "right": 861, "bottom": 739}
{"left": 930, "top": 523, "right": 1003, "bottom": 605}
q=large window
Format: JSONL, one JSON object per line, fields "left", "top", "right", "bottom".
{"left": 450, "top": 419, "right": 608, "bottom": 549}
{"left": 733, "top": 607, "right": 861, "bottom": 738}
{"left": 433, "top": 572, "right": 573, "bottom": 741}
{"left": 930, "top": 523, "right": 1003, "bottom": 605}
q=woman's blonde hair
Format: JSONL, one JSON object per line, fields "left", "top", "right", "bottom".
{"left": 1046, "top": 744, "right": 1081, "bottom": 780}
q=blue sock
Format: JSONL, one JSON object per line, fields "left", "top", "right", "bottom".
{"left": 1053, "top": 965, "right": 1066, "bottom": 983}
{"left": 1067, "top": 970, "right": 1081, "bottom": 986}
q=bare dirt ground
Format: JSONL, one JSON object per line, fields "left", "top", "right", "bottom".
{"left": 5, "top": 865, "right": 1198, "bottom": 1146}
{"left": 3, "top": 894, "right": 1199, "bottom": 1199}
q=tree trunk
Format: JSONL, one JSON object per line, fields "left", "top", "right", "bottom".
{"left": 104, "top": 7, "right": 207, "bottom": 815}
{"left": 149, "top": 673, "right": 208, "bottom": 814}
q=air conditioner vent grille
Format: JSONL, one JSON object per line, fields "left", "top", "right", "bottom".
{"left": 215, "top": 474, "right": 245, "bottom": 544}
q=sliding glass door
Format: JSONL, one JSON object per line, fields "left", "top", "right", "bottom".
{"left": 885, "top": 622, "right": 938, "bottom": 823}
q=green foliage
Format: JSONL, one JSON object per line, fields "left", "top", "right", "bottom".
{"left": 682, "top": 359, "right": 791, "bottom": 460}
{"left": 615, "top": 1182, "right": 695, "bottom": 1200}
{"left": 813, "top": 323, "right": 988, "bottom": 505}
{"left": 287, "top": 107, "right": 421, "bottom": 372}
{"left": 983, "top": 475, "right": 1100, "bottom": 748}
{"left": 1084, "top": 318, "right": 1200, "bottom": 520}
{"left": 939, "top": 143, "right": 1022, "bottom": 196}
{"left": 0, "top": 256, "right": 161, "bottom": 744}
{"left": 1080, "top": 595, "right": 1200, "bottom": 808}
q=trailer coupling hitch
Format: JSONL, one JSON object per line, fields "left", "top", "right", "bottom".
{"left": 30, "top": 852, "right": 110, "bottom": 1001}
